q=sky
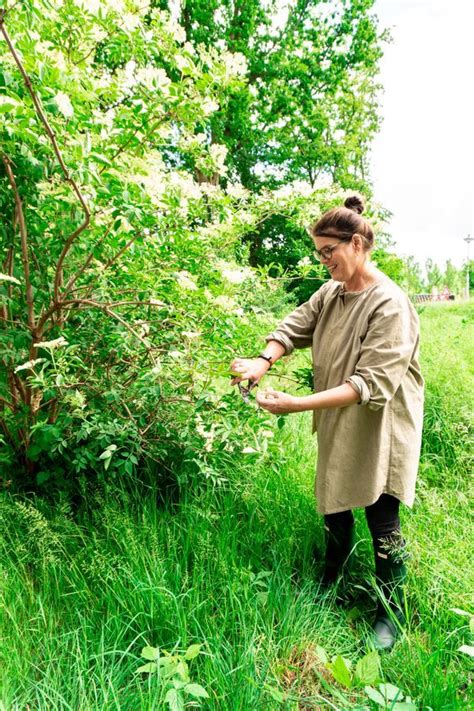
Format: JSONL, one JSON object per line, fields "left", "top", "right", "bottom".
{"left": 370, "top": 0, "right": 474, "bottom": 268}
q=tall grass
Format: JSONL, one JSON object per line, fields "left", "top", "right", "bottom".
{"left": 1, "top": 302, "right": 472, "bottom": 710}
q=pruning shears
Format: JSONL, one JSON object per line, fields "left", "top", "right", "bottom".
{"left": 237, "top": 379, "right": 258, "bottom": 403}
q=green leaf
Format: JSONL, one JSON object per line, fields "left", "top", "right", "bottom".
{"left": 0, "top": 273, "right": 21, "bottom": 285}
{"left": 0, "top": 96, "right": 20, "bottom": 113}
{"left": 346, "top": 606, "right": 363, "bottom": 622}
{"left": 327, "top": 655, "right": 352, "bottom": 688}
{"left": 36, "top": 470, "right": 52, "bottom": 485}
{"left": 379, "top": 683, "right": 402, "bottom": 701}
{"left": 184, "top": 683, "right": 209, "bottom": 699}
{"left": 90, "top": 152, "right": 113, "bottom": 166}
{"left": 458, "top": 645, "right": 474, "bottom": 657}
{"left": 449, "top": 607, "right": 473, "bottom": 617}
{"left": 355, "top": 651, "right": 380, "bottom": 685}
{"left": 164, "top": 688, "right": 185, "bottom": 711}
{"left": 136, "top": 662, "right": 158, "bottom": 674}
{"left": 175, "top": 659, "right": 189, "bottom": 681}
{"left": 277, "top": 416, "right": 285, "bottom": 430}
{"left": 392, "top": 704, "right": 417, "bottom": 710}
{"left": 364, "top": 685, "right": 386, "bottom": 706}
{"left": 264, "top": 684, "right": 286, "bottom": 703}
{"left": 314, "top": 645, "right": 328, "bottom": 664}
{"left": 141, "top": 645, "right": 160, "bottom": 661}
{"left": 184, "top": 643, "right": 202, "bottom": 660}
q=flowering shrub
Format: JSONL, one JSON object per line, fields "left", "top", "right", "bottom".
{"left": 0, "top": 0, "right": 362, "bottom": 491}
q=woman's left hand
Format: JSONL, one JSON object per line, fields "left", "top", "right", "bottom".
{"left": 256, "top": 388, "right": 302, "bottom": 415}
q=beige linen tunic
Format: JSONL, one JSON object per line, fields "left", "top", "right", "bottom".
{"left": 266, "top": 275, "right": 424, "bottom": 514}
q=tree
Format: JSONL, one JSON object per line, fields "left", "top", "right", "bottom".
{"left": 443, "top": 260, "right": 464, "bottom": 296}
{"left": 425, "top": 259, "right": 444, "bottom": 292}
{"left": 163, "top": 0, "right": 386, "bottom": 192}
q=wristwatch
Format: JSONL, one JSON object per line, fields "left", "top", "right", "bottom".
{"left": 257, "top": 353, "right": 273, "bottom": 368}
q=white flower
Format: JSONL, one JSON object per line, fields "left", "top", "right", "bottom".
{"left": 74, "top": 0, "right": 101, "bottom": 14}
{"left": 218, "top": 262, "right": 253, "bottom": 284}
{"left": 209, "top": 143, "right": 228, "bottom": 173}
{"left": 0, "top": 273, "right": 20, "bottom": 285}
{"left": 292, "top": 180, "right": 314, "bottom": 197}
{"left": 214, "top": 295, "right": 237, "bottom": 311}
{"left": 36, "top": 336, "right": 69, "bottom": 349}
{"left": 122, "top": 12, "right": 141, "bottom": 32}
{"left": 226, "top": 183, "right": 249, "bottom": 199}
{"left": 175, "top": 55, "right": 191, "bottom": 72}
{"left": 166, "top": 21, "right": 186, "bottom": 44}
{"left": 54, "top": 92, "right": 74, "bottom": 118}
{"left": 182, "top": 330, "right": 201, "bottom": 339}
{"left": 155, "top": 67, "right": 171, "bottom": 94}
{"left": 222, "top": 51, "right": 248, "bottom": 77}
{"left": 221, "top": 269, "right": 245, "bottom": 284}
{"left": 105, "top": 0, "right": 125, "bottom": 13}
{"left": 14, "top": 358, "right": 46, "bottom": 373}
{"left": 273, "top": 184, "right": 293, "bottom": 199}
{"left": 297, "top": 256, "right": 312, "bottom": 267}
{"left": 176, "top": 271, "right": 198, "bottom": 291}
{"left": 202, "top": 98, "right": 219, "bottom": 115}
{"left": 242, "top": 446, "right": 258, "bottom": 454}
{"left": 136, "top": 66, "right": 168, "bottom": 90}
{"left": 151, "top": 360, "right": 162, "bottom": 375}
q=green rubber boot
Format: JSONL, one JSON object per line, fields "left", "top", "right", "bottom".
{"left": 373, "top": 534, "right": 408, "bottom": 651}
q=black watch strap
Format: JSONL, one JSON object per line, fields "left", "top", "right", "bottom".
{"left": 257, "top": 353, "right": 273, "bottom": 368}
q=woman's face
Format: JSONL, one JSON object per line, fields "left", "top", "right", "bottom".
{"left": 313, "top": 234, "right": 359, "bottom": 282}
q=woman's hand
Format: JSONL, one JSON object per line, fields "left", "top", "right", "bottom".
{"left": 256, "top": 387, "right": 302, "bottom": 415}
{"left": 230, "top": 357, "right": 270, "bottom": 386}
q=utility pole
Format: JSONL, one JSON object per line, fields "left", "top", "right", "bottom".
{"left": 464, "top": 234, "right": 473, "bottom": 299}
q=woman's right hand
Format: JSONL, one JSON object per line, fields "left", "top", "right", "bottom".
{"left": 230, "top": 357, "right": 270, "bottom": 387}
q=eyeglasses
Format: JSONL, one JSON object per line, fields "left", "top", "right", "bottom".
{"left": 313, "top": 243, "right": 341, "bottom": 262}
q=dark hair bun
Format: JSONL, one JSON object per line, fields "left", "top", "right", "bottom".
{"left": 344, "top": 195, "right": 364, "bottom": 215}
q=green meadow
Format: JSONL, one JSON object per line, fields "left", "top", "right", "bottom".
{"left": 1, "top": 302, "right": 472, "bottom": 710}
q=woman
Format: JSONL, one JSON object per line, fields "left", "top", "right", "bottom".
{"left": 230, "top": 195, "right": 424, "bottom": 650}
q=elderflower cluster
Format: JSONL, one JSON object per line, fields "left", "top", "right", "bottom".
{"left": 209, "top": 144, "right": 228, "bottom": 174}
{"left": 175, "top": 271, "right": 198, "bottom": 291}
{"left": 217, "top": 261, "right": 254, "bottom": 285}
{"left": 221, "top": 51, "right": 248, "bottom": 78}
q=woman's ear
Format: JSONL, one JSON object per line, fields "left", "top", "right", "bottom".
{"left": 352, "top": 233, "right": 362, "bottom": 252}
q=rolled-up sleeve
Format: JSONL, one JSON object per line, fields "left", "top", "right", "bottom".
{"left": 346, "top": 297, "right": 420, "bottom": 411}
{"left": 265, "top": 283, "right": 329, "bottom": 354}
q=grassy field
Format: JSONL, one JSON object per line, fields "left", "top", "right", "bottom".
{"left": 1, "top": 302, "right": 473, "bottom": 710}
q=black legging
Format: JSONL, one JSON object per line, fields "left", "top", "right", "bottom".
{"left": 324, "top": 493, "right": 401, "bottom": 543}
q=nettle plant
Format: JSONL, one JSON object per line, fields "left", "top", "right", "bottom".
{"left": 0, "top": 0, "right": 341, "bottom": 490}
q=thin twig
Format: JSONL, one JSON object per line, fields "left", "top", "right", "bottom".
{"left": 1, "top": 155, "right": 36, "bottom": 334}
{"left": 62, "top": 222, "right": 113, "bottom": 296}
{"left": 0, "top": 246, "right": 14, "bottom": 323}
{"left": 71, "top": 231, "right": 145, "bottom": 302}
